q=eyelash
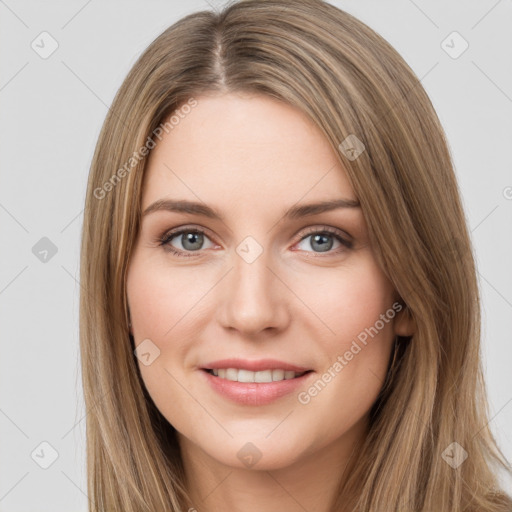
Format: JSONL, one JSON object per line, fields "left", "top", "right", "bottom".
{"left": 157, "top": 225, "right": 353, "bottom": 258}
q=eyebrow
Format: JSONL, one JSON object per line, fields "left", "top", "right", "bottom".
{"left": 142, "top": 197, "right": 360, "bottom": 221}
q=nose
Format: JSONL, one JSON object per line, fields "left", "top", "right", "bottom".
{"left": 216, "top": 247, "right": 291, "bottom": 337}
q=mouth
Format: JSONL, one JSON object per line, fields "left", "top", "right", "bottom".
{"left": 202, "top": 368, "right": 314, "bottom": 383}
{"left": 200, "top": 366, "right": 315, "bottom": 405}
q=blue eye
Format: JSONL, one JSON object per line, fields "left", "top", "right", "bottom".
{"left": 158, "top": 225, "right": 352, "bottom": 258}
{"left": 294, "top": 226, "right": 352, "bottom": 255}
{"left": 159, "top": 227, "right": 215, "bottom": 257}
{"left": 296, "top": 229, "right": 352, "bottom": 254}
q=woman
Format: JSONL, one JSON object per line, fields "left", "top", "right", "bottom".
{"left": 79, "top": 0, "right": 512, "bottom": 510}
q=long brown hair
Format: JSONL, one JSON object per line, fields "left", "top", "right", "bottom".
{"left": 79, "top": 0, "right": 512, "bottom": 509}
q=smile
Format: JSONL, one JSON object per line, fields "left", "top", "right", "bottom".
{"left": 206, "top": 368, "right": 310, "bottom": 382}
{"left": 201, "top": 368, "right": 315, "bottom": 406}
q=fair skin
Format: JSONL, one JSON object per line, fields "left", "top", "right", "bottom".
{"left": 126, "top": 92, "right": 414, "bottom": 512}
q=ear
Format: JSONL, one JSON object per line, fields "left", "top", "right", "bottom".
{"left": 393, "top": 303, "right": 416, "bottom": 337}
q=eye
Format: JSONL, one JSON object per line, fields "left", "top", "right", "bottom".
{"left": 157, "top": 225, "right": 352, "bottom": 258}
{"left": 294, "top": 226, "right": 352, "bottom": 255}
{"left": 158, "top": 227, "right": 216, "bottom": 257}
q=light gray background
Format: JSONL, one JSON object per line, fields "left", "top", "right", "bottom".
{"left": 1, "top": 1, "right": 511, "bottom": 510}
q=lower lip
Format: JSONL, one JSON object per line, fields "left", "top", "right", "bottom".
{"left": 200, "top": 369, "right": 314, "bottom": 406}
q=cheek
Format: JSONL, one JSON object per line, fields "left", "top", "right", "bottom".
{"left": 297, "top": 254, "right": 394, "bottom": 342}
{"left": 127, "top": 257, "right": 201, "bottom": 340}
{"left": 126, "top": 258, "right": 210, "bottom": 384}
{"left": 298, "top": 258, "right": 395, "bottom": 398}
{"left": 126, "top": 261, "right": 199, "bottom": 424}
{"left": 294, "top": 259, "right": 396, "bottom": 425}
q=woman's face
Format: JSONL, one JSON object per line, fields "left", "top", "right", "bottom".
{"left": 126, "top": 92, "right": 412, "bottom": 471}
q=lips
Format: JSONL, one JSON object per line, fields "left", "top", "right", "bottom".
{"left": 200, "top": 366, "right": 315, "bottom": 405}
{"left": 201, "top": 358, "right": 312, "bottom": 373}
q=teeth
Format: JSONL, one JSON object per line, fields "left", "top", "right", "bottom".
{"left": 226, "top": 368, "right": 238, "bottom": 381}
{"left": 210, "top": 368, "right": 305, "bottom": 382}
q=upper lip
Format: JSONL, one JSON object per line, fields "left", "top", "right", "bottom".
{"left": 201, "top": 358, "right": 312, "bottom": 373}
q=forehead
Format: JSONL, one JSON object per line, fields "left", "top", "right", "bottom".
{"left": 142, "top": 93, "right": 356, "bottom": 212}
